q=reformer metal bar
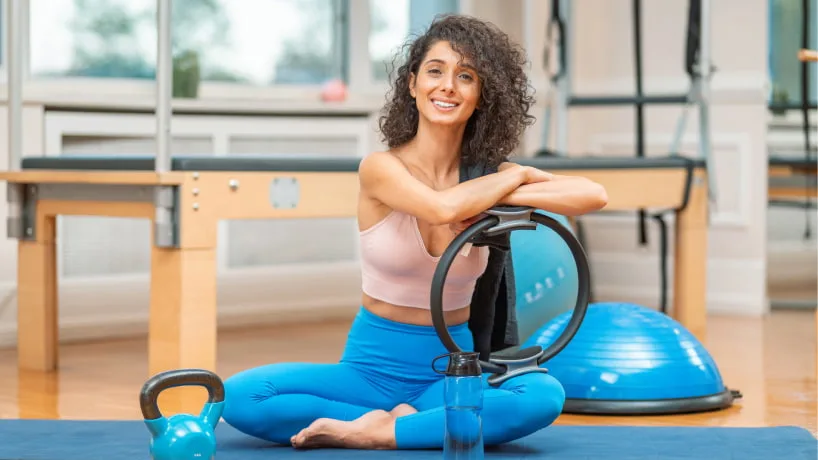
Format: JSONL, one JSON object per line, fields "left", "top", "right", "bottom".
{"left": 798, "top": 0, "right": 813, "bottom": 239}
{"left": 7, "top": 0, "right": 23, "bottom": 172}
{"left": 633, "top": 0, "right": 648, "bottom": 245}
{"left": 153, "top": 0, "right": 177, "bottom": 247}
{"left": 698, "top": 0, "right": 715, "bottom": 203}
{"left": 554, "top": 0, "right": 571, "bottom": 156}
{"left": 569, "top": 95, "right": 689, "bottom": 106}
{"left": 6, "top": 0, "right": 24, "bottom": 239}
{"left": 156, "top": 0, "right": 173, "bottom": 173}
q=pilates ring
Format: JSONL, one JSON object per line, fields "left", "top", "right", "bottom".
{"left": 430, "top": 205, "right": 591, "bottom": 386}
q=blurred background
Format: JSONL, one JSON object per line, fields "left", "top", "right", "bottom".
{"left": 0, "top": 0, "right": 814, "bottom": 346}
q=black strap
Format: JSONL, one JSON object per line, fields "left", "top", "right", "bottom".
{"left": 544, "top": 0, "right": 566, "bottom": 83}
{"left": 632, "top": 0, "right": 648, "bottom": 246}
{"left": 800, "top": 0, "right": 813, "bottom": 239}
{"left": 652, "top": 213, "right": 669, "bottom": 314}
{"left": 685, "top": 0, "right": 701, "bottom": 78}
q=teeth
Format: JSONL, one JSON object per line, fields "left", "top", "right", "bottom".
{"left": 433, "top": 100, "right": 457, "bottom": 108}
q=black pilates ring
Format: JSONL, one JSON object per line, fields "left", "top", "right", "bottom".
{"left": 430, "top": 205, "right": 592, "bottom": 384}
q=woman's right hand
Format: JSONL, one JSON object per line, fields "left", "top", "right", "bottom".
{"left": 521, "top": 165, "right": 555, "bottom": 184}
{"left": 526, "top": 166, "right": 554, "bottom": 184}
{"left": 499, "top": 162, "right": 554, "bottom": 185}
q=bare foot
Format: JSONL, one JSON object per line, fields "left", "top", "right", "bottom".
{"left": 390, "top": 403, "right": 418, "bottom": 418}
{"left": 290, "top": 409, "right": 398, "bottom": 450}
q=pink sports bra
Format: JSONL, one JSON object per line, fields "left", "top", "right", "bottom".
{"left": 359, "top": 210, "right": 489, "bottom": 311}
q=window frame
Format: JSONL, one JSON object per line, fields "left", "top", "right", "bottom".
{"left": 767, "top": 0, "right": 817, "bottom": 110}
{"left": 0, "top": 0, "right": 466, "bottom": 107}
{"left": 0, "top": 0, "right": 7, "bottom": 85}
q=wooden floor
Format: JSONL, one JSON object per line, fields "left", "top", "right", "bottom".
{"left": 0, "top": 309, "right": 815, "bottom": 436}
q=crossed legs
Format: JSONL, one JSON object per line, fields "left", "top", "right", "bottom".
{"left": 222, "top": 361, "right": 565, "bottom": 450}
{"left": 221, "top": 362, "right": 394, "bottom": 447}
{"left": 221, "top": 307, "right": 566, "bottom": 450}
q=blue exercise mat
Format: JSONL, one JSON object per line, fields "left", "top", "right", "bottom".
{"left": 0, "top": 419, "right": 815, "bottom": 459}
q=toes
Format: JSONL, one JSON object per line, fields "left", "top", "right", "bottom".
{"left": 292, "top": 419, "right": 334, "bottom": 449}
{"left": 295, "top": 428, "right": 315, "bottom": 447}
{"left": 291, "top": 430, "right": 305, "bottom": 448}
{"left": 292, "top": 423, "right": 317, "bottom": 448}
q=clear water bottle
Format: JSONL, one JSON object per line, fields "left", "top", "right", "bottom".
{"left": 441, "top": 351, "right": 484, "bottom": 459}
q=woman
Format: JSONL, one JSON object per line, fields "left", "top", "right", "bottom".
{"left": 222, "top": 14, "right": 607, "bottom": 450}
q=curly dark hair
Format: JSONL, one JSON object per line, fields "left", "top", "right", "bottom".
{"left": 378, "top": 14, "right": 536, "bottom": 168}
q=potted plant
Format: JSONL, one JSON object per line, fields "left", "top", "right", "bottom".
{"left": 173, "top": 50, "right": 201, "bottom": 99}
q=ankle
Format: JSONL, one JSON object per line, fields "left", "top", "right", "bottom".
{"left": 389, "top": 403, "right": 418, "bottom": 418}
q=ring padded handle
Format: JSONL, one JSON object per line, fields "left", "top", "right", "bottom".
{"left": 140, "top": 368, "right": 225, "bottom": 420}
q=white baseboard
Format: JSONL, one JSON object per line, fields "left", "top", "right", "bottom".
{"left": 0, "top": 261, "right": 363, "bottom": 348}
{"left": 0, "top": 298, "right": 362, "bottom": 348}
{"left": 0, "top": 248, "right": 770, "bottom": 349}
{"left": 590, "top": 252, "right": 768, "bottom": 316}
{"left": 767, "top": 239, "right": 818, "bottom": 287}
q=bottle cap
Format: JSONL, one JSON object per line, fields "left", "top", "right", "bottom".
{"left": 445, "top": 351, "right": 482, "bottom": 377}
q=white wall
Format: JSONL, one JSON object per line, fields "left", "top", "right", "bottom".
{"left": 0, "top": 0, "right": 791, "bottom": 349}
{"left": 513, "top": 0, "right": 773, "bottom": 315}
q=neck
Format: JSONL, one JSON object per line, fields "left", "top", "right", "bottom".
{"left": 407, "top": 117, "right": 467, "bottom": 180}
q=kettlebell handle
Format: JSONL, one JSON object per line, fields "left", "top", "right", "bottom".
{"left": 140, "top": 368, "right": 225, "bottom": 421}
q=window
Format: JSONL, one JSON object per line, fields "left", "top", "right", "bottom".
{"left": 30, "top": 0, "right": 156, "bottom": 79}
{"left": 369, "top": 0, "right": 459, "bottom": 81}
{"left": 29, "top": 0, "right": 344, "bottom": 85}
{"left": 768, "top": 0, "right": 817, "bottom": 109}
{"left": 23, "top": 0, "right": 461, "bottom": 91}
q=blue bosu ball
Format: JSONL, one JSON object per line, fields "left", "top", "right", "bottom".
{"left": 523, "top": 302, "right": 741, "bottom": 414}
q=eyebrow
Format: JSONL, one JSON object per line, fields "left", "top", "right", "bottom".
{"left": 422, "top": 58, "right": 477, "bottom": 71}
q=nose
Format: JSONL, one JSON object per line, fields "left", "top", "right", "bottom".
{"left": 439, "top": 73, "right": 456, "bottom": 94}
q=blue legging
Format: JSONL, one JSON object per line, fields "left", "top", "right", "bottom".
{"left": 222, "top": 306, "right": 565, "bottom": 449}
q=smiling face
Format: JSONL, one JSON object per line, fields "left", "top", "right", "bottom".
{"left": 408, "top": 40, "right": 481, "bottom": 128}
{"left": 379, "top": 15, "right": 535, "bottom": 168}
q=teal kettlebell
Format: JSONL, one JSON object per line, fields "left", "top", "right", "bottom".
{"left": 140, "top": 368, "right": 225, "bottom": 460}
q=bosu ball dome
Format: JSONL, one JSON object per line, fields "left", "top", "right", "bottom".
{"left": 523, "top": 302, "right": 742, "bottom": 415}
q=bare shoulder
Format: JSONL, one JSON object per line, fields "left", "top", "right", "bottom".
{"left": 358, "top": 150, "right": 411, "bottom": 190}
{"left": 359, "top": 150, "right": 400, "bottom": 175}
{"left": 357, "top": 151, "right": 404, "bottom": 229}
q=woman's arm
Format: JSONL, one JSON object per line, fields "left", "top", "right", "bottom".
{"left": 358, "top": 152, "right": 547, "bottom": 225}
{"left": 496, "top": 166, "right": 609, "bottom": 216}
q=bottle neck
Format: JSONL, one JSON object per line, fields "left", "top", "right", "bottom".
{"left": 445, "top": 352, "right": 482, "bottom": 377}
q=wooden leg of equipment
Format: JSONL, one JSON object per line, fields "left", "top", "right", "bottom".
{"left": 16, "top": 216, "right": 58, "bottom": 372}
{"left": 148, "top": 244, "right": 218, "bottom": 415}
{"left": 17, "top": 369, "right": 59, "bottom": 419}
{"left": 673, "top": 170, "right": 709, "bottom": 340}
